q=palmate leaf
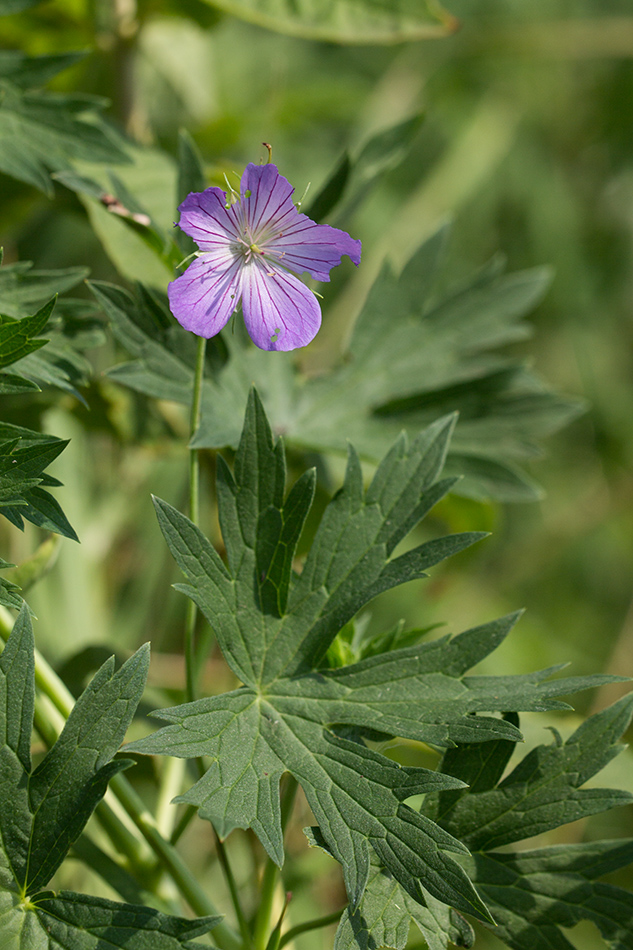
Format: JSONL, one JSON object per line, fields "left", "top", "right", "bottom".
{"left": 129, "top": 391, "right": 621, "bottom": 927}
{"left": 96, "top": 223, "right": 582, "bottom": 503}
{"left": 0, "top": 607, "right": 218, "bottom": 950}
{"left": 0, "top": 79, "right": 129, "bottom": 196}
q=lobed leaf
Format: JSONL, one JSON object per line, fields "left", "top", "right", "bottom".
{"left": 467, "top": 840, "right": 633, "bottom": 950}
{"left": 0, "top": 427, "right": 77, "bottom": 539}
{"left": 132, "top": 391, "right": 626, "bottom": 931}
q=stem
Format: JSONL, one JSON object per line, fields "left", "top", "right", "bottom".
{"left": 252, "top": 777, "right": 298, "bottom": 950}
{"left": 215, "top": 833, "right": 253, "bottom": 949}
{"left": 110, "top": 773, "right": 241, "bottom": 950}
{"left": 185, "top": 334, "right": 207, "bottom": 704}
{"left": 183, "top": 336, "right": 249, "bottom": 941}
{"left": 278, "top": 910, "right": 344, "bottom": 950}
{"left": 170, "top": 804, "right": 198, "bottom": 845}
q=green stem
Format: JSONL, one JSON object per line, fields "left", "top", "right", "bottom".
{"left": 170, "top": 804, "right": 198, "bottom": 845}
{"left": 110, "top": 773, "right": 241, "bottom": 950}
{"left": 184, "top": 334, "right": 207, "bottom": 705}
{"left": 277, "top": 910, "right": 344, "bottom": 950}
{"left": 215, "top": 833, "right": 253, "bottom": 949}
{"left": 252, "top": 776, "right": 298, "bottom": 950}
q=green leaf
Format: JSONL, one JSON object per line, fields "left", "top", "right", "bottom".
{"left": 467, "top": 840, "right": 633, "bottom": 950}
{"left": 100, "top": 224, "right": 583, "bottom": 503}
{"left": 308, "top": 112, "right": 424, "bottom": 224}
{"left": 0, "top": 260, "right": 99, "bottom": 402}
{"left": 304, "top": 837, "right": 475, "bottom": 950}
{"left": 0, "top": 79, "right": 129, "bottom": 196}
{"left": 0, "top": 557, "right": 24, "bottom": 611}
{"left": 0, "top": 51, "right": 85, "bottom": 87}
{"left": 197, "top": 0, "right": 460, "bottom": 44}
{"left": 430, "top": 694, "right": 633, "bottom": 851}
{"left": 0, "top": 608, "right": 217, "bottom": 949}
{"left": 0, "top": 297, "right": 53, "bottom": 369}
{"left": 0, "top": 426, "right": 77, "bottom": 540}
{"left": 0, "top": 261, "right": 89, "bottom": 318}
{"left": 130, "top": 392, "right": 623, "bottom": 927}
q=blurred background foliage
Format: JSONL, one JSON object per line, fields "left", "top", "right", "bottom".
{"left": 1, "top": 0, "right": 633, "bottom": 947}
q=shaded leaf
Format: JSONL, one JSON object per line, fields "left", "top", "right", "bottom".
{"left": 430, "top": 694, "right": 633, "bottom": 851}
{"left": 467, "top": 840, "right": 633, "bottom": 950}
{"left": 0, "top": 79, "right": 129, "bottom": 196}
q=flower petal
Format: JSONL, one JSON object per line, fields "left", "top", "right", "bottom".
{"left": 168, "top": 255, "right": 241, "bottom": 338}
{"left": 239, "top": 163, "right": 297, "bottom": 236}
{"left": 238, "top": 164, "right": 361, "bottom": 282}
{"left": 272, "top": 218, "right": 362, "bottom": 282}
{"left": 240, "top": 259, "right": 321, "bottom": 352}
{"left": 177, "top": 187, "right": 240, "bottom": 251}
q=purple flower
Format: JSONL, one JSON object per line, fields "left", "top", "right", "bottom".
{"left": 168, "top": 162, "right": 361, "bottom": 351}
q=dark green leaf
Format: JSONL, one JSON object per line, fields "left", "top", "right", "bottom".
{"left": 131, "top": 393, "right": 623, "bottom": 928}
{"left": 0, "top": 296, "right": 53, "bottom": 369}
{"left": 309, "top": 839, "right": 474, "bottom": 950}
{"left": 0, "top": 609, "right": 216, "bottom": 948}
{"left": 432, "top": 694, "right": 633, "bottom": 851}
{"left": 467, "top": 840, "right": 633, "bottom": 950}
{"left": 307, "top": 153, "right": 351, "bottom": 222}
{"left": 0, "top": 428, "right": 77, "bottom": 540}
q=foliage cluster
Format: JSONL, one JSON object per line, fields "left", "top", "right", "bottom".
{"left": 1, "top": 1, "right": 632, "bottom": 949}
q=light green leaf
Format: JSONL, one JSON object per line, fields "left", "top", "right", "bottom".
{"left": 198, "top": 0, "right": 459, "bottom": 44}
